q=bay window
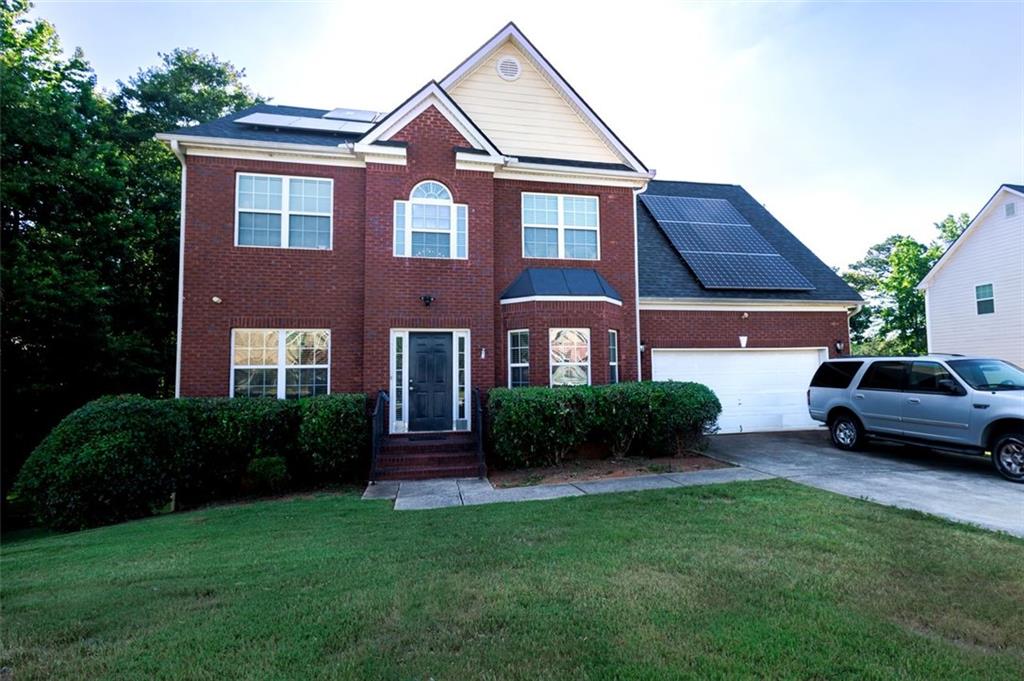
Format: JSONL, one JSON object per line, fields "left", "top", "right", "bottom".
{"left": 508, "top": 329, "right": 530, "bottom": 387}
{"left": 549, "top": 328, "right": 590, "bottom": 386}
{"left": 608, "top": 330, "right": 619, "bottom": 383}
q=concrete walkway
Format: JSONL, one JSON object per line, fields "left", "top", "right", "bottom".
{"left": 363, "top": 466, "right": 774, "bottom": 511}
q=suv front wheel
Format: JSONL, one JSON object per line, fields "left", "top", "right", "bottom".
{"left": 992, "top": 433, "right": 1024, "bottom": 483}
{"left": 830, "top": 412, "right": 864, "bottom": 451}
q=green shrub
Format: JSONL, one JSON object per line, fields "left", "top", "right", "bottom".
{"left": 11, "top": 396, "right": 188, "bottom": 530}
{"left": 487, "top": 381, "right": 721, "bottom": 469}
{"left": 244, "top": 456, "right": 290, "bottom": 495}
{"left": 298, "top": 394, "right": 369, "bottom": 477}
{"left": 13, "top": 393, "right": 370, "bottom": 530}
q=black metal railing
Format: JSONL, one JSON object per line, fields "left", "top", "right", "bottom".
{"left": 369, "top": 390, "right": 389, "bottom": 483}
{"left": 471, "top": 387, "right": 486, "bottom": 478}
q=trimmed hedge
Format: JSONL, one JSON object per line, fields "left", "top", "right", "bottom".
{"left": 12, "top": 393, "right": 369, "bottom": 530}
{"left": 488, "top": 381, "right": 721, "bottom": 469}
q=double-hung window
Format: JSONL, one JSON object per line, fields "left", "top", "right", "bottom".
{"left": 232, "top": 329, "right": 329, "bottom": 398}
{"left": 608, "top": 330, "right": 619, "bottom": 383}
{"left": 975, "top": 283, "right": 995, "bottom": 315}
{"left": 508, "top": 330, "right": 530, "bottom": 387}
{"left": 522, "top": 193, "right": 599, "bottom": 260}
{"left": 549, "top": 328, "right": 590, "bottom": 386}
{"left": 394, "top": 181, "right": 467, "bottom": 259}
{"left": 236, "top": 173, "right": 332, "bottom": 249}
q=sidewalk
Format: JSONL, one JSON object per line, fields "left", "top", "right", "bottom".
{"left": 362, "top": 466, "right": 775, "bottom": 510}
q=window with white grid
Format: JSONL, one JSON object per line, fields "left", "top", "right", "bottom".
{"left": 232, "top": 329, "right": 329, "bottom": 398}
{"left": 508, "top": 329, "right": 530, "bottom": 387}
{"left": 522, "top": 193, "right": 599, "bottom": 260}
{"left": 393, "top": 180, "right": 467, "bottom": 259}
{"left": 236, "top": 174, "right": 332, "bottom": 249}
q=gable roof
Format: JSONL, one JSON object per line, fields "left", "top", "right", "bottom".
{"left": 918, "top": 183, "right": 1024, "bottom": 290}
{"left": 638, "top": 180, "right": 862, "bottom": 303}
{"left": 357, "top": 81, "right": 503, "bottom": 158}
{"left": 440, "top": 22, "right": 648, "bottom": 174}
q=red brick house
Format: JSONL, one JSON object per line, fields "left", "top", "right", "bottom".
{"left": 159, "top": 23, "right": 860, "bottom": 447}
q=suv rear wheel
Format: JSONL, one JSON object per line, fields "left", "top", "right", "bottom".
{"left": 829, "top": 412, "right": 864, "bottom": 451}
{"left": 992, "top": 433, "right": 1024, "bottom": 483}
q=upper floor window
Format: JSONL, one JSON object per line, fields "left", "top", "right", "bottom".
{"left": 394, "top": 181, "right": 467, "bottom": 259}
{"left": 236, "top": 174, "right": 332, "bottom": 249}
{"left": 522, "top": 193, "right": 599, "bottom": 260}
{"left": 975, "top": 283, "right": 994, "bottom": 315}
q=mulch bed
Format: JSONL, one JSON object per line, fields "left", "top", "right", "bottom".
{"left": 489, "top": 452, "right": 731, "bottom": 488}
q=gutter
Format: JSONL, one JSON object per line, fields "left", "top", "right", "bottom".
{"left": 168, "top": 139, "right": 187, "bottom": 398}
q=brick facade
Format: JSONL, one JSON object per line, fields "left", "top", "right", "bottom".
{"left": 639, "top": 309, "right": 851, "bottom": 379}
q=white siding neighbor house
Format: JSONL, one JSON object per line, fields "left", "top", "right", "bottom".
{"left": 918, "top": 184, "right": 1024, "bottom": 366}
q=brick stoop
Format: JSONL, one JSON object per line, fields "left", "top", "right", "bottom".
{"left": 375, "top": 433, "right": 484, "bottom": 481}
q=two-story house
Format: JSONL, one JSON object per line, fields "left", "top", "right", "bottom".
{"left": 158, "top": 23, "right": 861, "bottom": 472}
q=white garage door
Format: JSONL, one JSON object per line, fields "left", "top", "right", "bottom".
{"left": 651, "top": 348, "right": 828, "bottom": 433}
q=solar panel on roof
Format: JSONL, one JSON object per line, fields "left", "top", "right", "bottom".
{"left": 322, "top": 108, "right": 382, "bottom": 122}
{"left": 234, "top": 112, "right": 373, "bottom": 134}
{"left": 639, "top": 193, "right": 815, "bottom": 291}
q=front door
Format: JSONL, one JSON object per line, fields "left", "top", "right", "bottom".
{"left": 408, "top": 333, "right": 453, "bottom": 431}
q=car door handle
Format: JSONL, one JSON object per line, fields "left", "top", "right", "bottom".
{"left": 854, "top": 393, "right": 865, "bottom": 400}
{"left": 907, "top": 398, "right": 920, "bottom": 404}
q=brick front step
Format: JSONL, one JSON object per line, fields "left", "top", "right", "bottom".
{"left": 377, "top": 452, "right": 479, "bottom": 468}
{"left": 375, "top": 463, "right": 483, "bottom": 481}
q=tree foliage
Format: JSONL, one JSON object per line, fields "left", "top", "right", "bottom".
{"left": 1, "top": 0, "right": 262, "bottom": 512}
{"left": 842, "top": 213, "right": 970, "bottom": 355}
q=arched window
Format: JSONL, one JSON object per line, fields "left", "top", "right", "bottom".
{"left": 393, "top": 181, "right": 467, "bottom": 259}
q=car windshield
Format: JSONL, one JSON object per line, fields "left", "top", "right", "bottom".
{"left": 947, "top": 359, "right": 1024, "bottom": 390}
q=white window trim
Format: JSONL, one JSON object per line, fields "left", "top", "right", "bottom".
{"left": 393, "top": 181, "right": 468, "bottom": 260}
{"left": 234, "top": 172, "right": 334, "bottom": 250}
{"left": 229, "top": 328, "right": 331, "bottom": 399}
{"left": 508, "top": 329, "right": 530, "bottom": 388}
{"left": 548, "top": 327, "right": 592, "bottom": 387}
{"left": 521, "top": 192, "right": 600, "bottom": 261}
{"left": 608, "top": 329, "right": 619, "bottom": 384}
{"left": 388, "top": 329, "right": 471, "bottom": 434}
{"left": 975, "top": 282, "right": 995, "bottom": 315}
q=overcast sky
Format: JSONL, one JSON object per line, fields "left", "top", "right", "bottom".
{"left": 32, "top": 0, "right": 1024, "bottom": 269}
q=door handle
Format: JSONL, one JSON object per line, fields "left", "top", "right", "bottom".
{"left": 854, "top": 393, "right": 865, "bottom": 400}
{"left": 907, "top": 398, "right": 920, "bottom": 404}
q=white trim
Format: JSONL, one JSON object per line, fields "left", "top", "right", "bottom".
{"left": 639, "top": 298, "right": 860, "bottom": 312}
{"left": 923, "top": 288, "right": 933, "bottom": 353}
{"left": 507, "top": 328, "right": 530, "bottom": 388}
{"left": 182, "top": 143, "right": 367, "bottom": 168}
{"left": 360, "top": 83, "right": 502, "bottom": 157}
{"left": 521, "top": 191, "right": 600, "bottom": 261}
{"left": 439, "top": 23, "right": 648, "bottom": 173}
{"left": 157, "top": 132, "right": 358, "bottom": 157}
{"left": 234, "top": 172, "right": 334, "bottom": 250}
{"left": 548, "top": 327, "right": 592, "bottom": 387}
{"left": 608, "top": 329, "right": 619, "bottom": 384}
{"left": 494, "top": 163, "right": 651, "bottom": 188}
{"left": 388, "top": 328, "right": 471, "bottom": 434}
{"left": 501, "top": 295, "right": 622, "bottom": 306}
{"left": 171, "top": 140, "right": 186, "bottom": 398}
{"left": 918, "top": 185, "right": 1024, "bottom": 289}
{"left": 651, "top": 346, "right": 830, "bottom": 355}
{"left": 974, "top": 281, "right": 996, "bottom": 315}
{"left": 228, "top": 328, "right": 331, "bottom": 399}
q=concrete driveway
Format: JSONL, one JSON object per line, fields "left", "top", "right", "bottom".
{"left": 707, "top": 430, "right": 1024, "bottom": 538}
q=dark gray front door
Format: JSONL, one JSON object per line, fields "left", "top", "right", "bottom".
{"left": 408, "top": 333, "right": 453, "bottom": 431}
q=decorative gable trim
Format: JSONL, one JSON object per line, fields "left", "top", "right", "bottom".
{"left": 918, "top": 184, "right": 1024, "bottom": 290}
{"left": 440, "top": 22, "right": 648, "bottom": 174}
{"left": 358, "top": 81, "right": 504, "bottom": 160}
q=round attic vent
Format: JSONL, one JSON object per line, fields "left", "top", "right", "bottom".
{"left": 496, "top": 55, "right": 521, "bottom": 81}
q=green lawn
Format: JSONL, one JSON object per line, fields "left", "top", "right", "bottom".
{"left": 2, "top": 480, "right": 1022, "bottom": 680}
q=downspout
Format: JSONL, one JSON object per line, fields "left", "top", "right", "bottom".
{"left": 169, "top": 139, "right": 187, "bottom": 397}
{"left": 632, "top": 185, "right": 644, "bottom": 380}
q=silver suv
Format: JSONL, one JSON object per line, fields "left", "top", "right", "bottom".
{"left": 808, "top": 355, "right": 1024, "bottom": 483}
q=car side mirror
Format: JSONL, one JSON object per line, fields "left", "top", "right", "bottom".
{"left": 937, "top": 378, "right": 964, "bottom": 396}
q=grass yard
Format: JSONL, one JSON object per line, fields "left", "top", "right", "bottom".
{"left": 2, "top": 479, "right": 1022, "bottom": 680}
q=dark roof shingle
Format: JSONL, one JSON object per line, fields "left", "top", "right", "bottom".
{"left": 168, "top": 104, "right": 363, "bottom": 147}
{"left": 501, "top": 268, "right": 622, "bottom": 301}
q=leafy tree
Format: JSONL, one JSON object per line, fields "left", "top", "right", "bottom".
{"left": 1, "top": 0, "right": 261, "bottom": 517}
{"left": 842, "top": 214, "right": 969, "bottom": 355}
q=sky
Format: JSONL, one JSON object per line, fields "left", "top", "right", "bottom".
{"left": 30, "top": 0, "right": 1024, "bottom": 269}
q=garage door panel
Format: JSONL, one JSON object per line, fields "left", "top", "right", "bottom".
{"left": 651, "top": 348, "right": 825, "bottom": 434}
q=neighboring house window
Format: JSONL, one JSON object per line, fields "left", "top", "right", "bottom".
{"left": 393, "top": 180, "right": 468, "bottom": 259}
{"left": 508, "top": 329, "right": 530, "bottom": 387}
{"left": 522, "top": 193, "right": 599, "bottom": 260}
{"left": 232, "top": 329, "right": 329, "bottom": 398}
{"left": 975, "top": 284, "right": 995, "bottom": 315}
{"left": 1006, "top": 202, "right": 1016, "bottom": 217}
{"left": 549, "top": 328, "right": 590, "bottom": 386}
{"left": 236, "top": 174, "right": 332, "bottom": 249}
{"left": 608, "top": 330, "right": 619, "bottom": 383}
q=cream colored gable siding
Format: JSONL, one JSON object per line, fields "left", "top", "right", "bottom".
{"left": 447, "top": 43, "right": 622, "bottom": 164}
{"left": 926, "top": 192, "right": 1024, "bottom": 366}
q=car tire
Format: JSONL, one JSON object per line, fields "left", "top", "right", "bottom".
{"left": 991, "top": 433, "right": 1024, "bottom": 483}
{"left": 830, "top": 413, "right": 864, "bottom": 451}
